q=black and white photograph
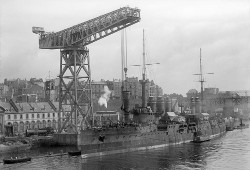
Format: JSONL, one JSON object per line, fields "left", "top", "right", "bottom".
{"left": 0, "top": 0, "right": 249, "bottom": 169}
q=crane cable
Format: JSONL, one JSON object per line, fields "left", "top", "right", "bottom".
{"left": 121, "top": 29, "right": 128, "bottom": 91}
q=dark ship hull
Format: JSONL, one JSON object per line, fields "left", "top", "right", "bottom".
{"left": 78, "top": 124, "right": 194, "bottom": 158}
{"left": 78, "top": 120, "right": 225, "bottom": 158}
{"left": 193, "top": 121, "right": 226, "bottom": 142}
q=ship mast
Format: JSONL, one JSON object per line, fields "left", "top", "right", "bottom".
{"left": 141, "top": 29, "right": 148, "bottom": 108}
{"left": 199, "top": 48, "right": 204, "bottom": 111}
{"left": 194, "top": 48, "right": 214, "bottom": 112}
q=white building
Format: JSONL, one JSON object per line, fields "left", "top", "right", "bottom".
{"left": 0, "top": 101, "right": 70, "bottom": 136}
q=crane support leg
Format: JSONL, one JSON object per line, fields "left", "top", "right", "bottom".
{"left": 58, "top": 47, "right": 93, "bottom": 133}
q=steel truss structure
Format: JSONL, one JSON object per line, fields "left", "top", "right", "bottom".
{"left": 58, "top": 48, "right": 92, "bottom": 132}
{"left": 33, "top": 7, "right": 140, "bottom": 133}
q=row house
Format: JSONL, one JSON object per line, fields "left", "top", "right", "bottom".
{"left": 0, "top": 101, "right": 70, "bottom": 136}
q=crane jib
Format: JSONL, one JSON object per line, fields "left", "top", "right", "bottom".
{"left": 38, "top": 7, "right": 140, "bottom": 49}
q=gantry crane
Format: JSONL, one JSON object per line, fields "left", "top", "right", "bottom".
{"left": 33, "top": 7, "right": 140, "bottom": 133}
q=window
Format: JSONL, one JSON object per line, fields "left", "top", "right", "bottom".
{"left": 8, "top": 115, "right": 10, "bottom": 120}
{"left": 20, "top": 114, "right": 23, "bottom": 119}
{"left": 32, "top": 114, "right": 34, "bottom": 118}
{"left": 26, "top": 114, "right": 29, "bottom": 119}
{"left": 43, "top": 114, "right": 45, "bottom": 118}
{"left": 48, "top": 113, "right": 50, "bottom": 118}
{"left": 14, "top": 115, "right": 17, "bottom": 119}
{"left": 53, "top": 113, "right": 55, "bottom": 117}
{"left": 37, "top": 114, "right": 40, "bottom": 118}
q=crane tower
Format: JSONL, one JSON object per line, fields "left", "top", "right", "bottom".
{"left": 33, "top": 7, "right": 140, "bottom": 133}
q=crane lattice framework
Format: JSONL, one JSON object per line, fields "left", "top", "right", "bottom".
{"left": 33, "top": 7, "right": 140, "bottom": 133}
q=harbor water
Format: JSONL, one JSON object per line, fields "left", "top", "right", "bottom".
{"left": 0, "top": 127, "right": 249, "bottom": 170}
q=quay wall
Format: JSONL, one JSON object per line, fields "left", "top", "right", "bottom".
{"left": 53, "top": 133, "right": 77, "bottom": 146}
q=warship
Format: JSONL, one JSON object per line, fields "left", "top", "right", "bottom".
{"left": 77, "top": 33, "right": 226, "bottom": 158}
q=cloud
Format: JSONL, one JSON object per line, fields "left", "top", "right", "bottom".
{"left": 1, "top": 0, "right": 250, "bottom": 95}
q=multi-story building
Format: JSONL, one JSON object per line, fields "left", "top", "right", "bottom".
{"left": 22, "top": 84, "right": 45, "bottom": 102}
{"left": 124, "top": 77, "right": 141, "bottom": 99}
{"left": 30, "top": 78, "right": 44, "bottom": 88}
{"left": 0, "top": 84, "right": 9, "bottom": 101}
{"left": 0, "top": 101, "right": 70, "bottom": 136}
{"left": 4, "top": 78, "right": 28, "bottom": 100}
{"left": 156, "top": 85, "right": 163, "bottom": 97}
{"left": 91, "top": 80, "right": 107, "bottom": 100}
{"left": 113, "top": 79, "right": 122, "bottom": 99}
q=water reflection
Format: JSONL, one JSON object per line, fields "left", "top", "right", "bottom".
{"left": 0, "top": 128, "right": 249, "bottom": 170}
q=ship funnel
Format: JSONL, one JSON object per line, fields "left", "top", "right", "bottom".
{"left": 156, "top": 96, "right": 164, "bottom": 114}
{"left": 191, "top": 97, "right": 196, "bottom": 114}
{"left": 147, "top": 96, "right": 156, "bottom": 113}
{"left": 165, "top": 97, "right": 171, "bottom": 112}
{"left": 122, "top": 91, "right": 130, "bottom": 122}
{"left": 195, "top": 97, "right": 201, "bottom": 114}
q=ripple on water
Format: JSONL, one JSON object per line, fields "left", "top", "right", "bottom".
{"left": 0, "top": 127, "right": 249, "bottom": 170}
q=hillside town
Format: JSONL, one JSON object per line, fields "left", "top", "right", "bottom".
{"left": 0, "top": 77, "right": 249, "bottom": 138}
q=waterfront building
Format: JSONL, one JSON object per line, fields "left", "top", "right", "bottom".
{"left": 0, "top": 101, "right": 70, "bottom": 136}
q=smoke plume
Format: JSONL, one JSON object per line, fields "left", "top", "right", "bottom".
{"left": 98, "top": 86, "right": 111, "bottom": 108}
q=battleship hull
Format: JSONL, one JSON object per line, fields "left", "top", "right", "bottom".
{"left": 193, "top": 121, "right": 226, "bottom": 143}
{"left": 78, "top": 124, "right": 194, "bottom": 158}
{"left": 78, "top": 119, "right": 226, "bottom": 157}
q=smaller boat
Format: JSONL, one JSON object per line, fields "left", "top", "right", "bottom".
{"left": 234, "top": 119, "right": 249, "bottom": 130}
{"left": 68, "top": 150, "right": 81, "bottom": 156}
{"left": 235, "top": 123, "right": 249, "bottom": 130}
{"left": 3, "top": 157, "right": 31, "bottom": 164}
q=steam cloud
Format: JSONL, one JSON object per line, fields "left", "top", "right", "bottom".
{"left": 98, "top": 86, "right": 111, "bottom": 108}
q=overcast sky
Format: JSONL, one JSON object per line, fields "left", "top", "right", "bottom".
{"left": 0, "top": 0, "right": 249, "bottom": 96}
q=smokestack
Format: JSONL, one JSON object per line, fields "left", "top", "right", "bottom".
{"left": 147, "top": 96, "right": 156, "bottom": 113}
{"left": 122, "top": 91, "right": 130, "bottom": 122}
{"left": 195, "top": 97, "right": 201, "bottom": 114}
{"left": 165, "top": 97, "right": 171, "bottom": 112}
{"left": 156, "top": 96, "right": 164, "bottom": 113}
{"left": 191, "top": 97, "right": 196, "bottom": 114}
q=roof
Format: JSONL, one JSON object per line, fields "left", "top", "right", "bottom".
{"left": 201, "top": 113, "right": 209, "bottom": 116}
{"left": 0, "top": 102, "right": 11, "bottom": 112}
{"left": 0, "top": 101, "right": 59, "bottom": 113}
{"left": 166, "top": 112, "right": 177, "bottom": 117}
{"left": 187, "top": 89, "right": 198, "bottom": 94}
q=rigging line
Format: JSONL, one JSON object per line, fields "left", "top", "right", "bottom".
{"left": 121, "top": 30, "right": 124, "bottom": 86}
{"left": 144, "top": 34, "right": 157, "bottom": 86}
{"left": 125, "top": 28, "right": 128, "bottom": 69}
